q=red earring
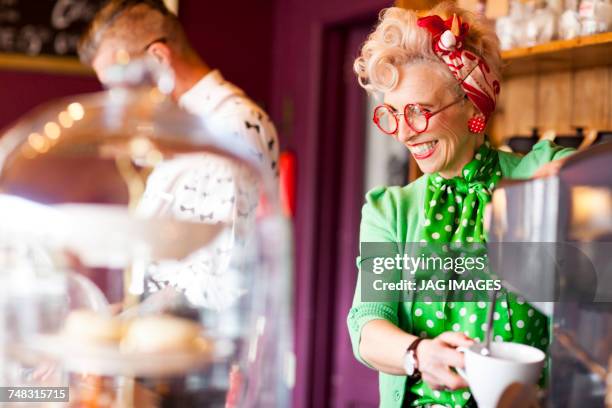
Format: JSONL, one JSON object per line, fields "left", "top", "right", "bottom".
{"left": 468, "top": 115, "right": 486, "bottom": 133}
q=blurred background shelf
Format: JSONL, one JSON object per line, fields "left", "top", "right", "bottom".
{"left": 501, "top": 32, "right": 612, "bottom": 77}
{"left": 490, "top": 31, "right": 612, "bottom": 146}
{"left": 0, "top": 53, "right": 94, "bottom": 76}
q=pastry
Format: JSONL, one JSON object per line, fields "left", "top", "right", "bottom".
{"left": 63, "top": 310, "right": 123, "bottom": 344}
{"left": 120, "top": 315, "right": 202, "bottom": 353}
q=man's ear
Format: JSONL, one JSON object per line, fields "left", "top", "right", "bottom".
{"left": 146, "top": 41, "right": 172, "bottom": 66}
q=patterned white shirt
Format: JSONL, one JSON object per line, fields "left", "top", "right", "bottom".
{"left": 136, "top": 70, "right": 279, "bottom": 309}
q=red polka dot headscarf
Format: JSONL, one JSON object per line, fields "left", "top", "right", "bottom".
{"left": 417, "top": 14, "right": 501, "bottom": 125}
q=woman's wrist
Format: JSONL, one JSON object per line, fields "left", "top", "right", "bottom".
{"left": 360, "top": 320, "right": 419, "bottom": 375}
{"left": 403, "top": 336, "right": 426, "bottom": 376}
{"left": 414, "top": 338, "right": 431, "bottom": 370}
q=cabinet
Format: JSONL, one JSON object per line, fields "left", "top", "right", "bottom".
{"left": 490, "top": 32, "right": 612, "bottom": 145}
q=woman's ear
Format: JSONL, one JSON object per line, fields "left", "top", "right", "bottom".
{"left": 146, "top": 41, "right": 172, "bottom": 66}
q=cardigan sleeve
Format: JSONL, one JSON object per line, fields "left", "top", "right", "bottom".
{"left": 499, "top": 140, "right": 575, "bottom": 179}
{"left": 347, "top": 186, "right": 403, "bottom": 367}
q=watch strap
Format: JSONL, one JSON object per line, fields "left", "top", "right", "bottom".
{"left": 406, "top": 337, "right": 425, "bottom": 377}
{"left": 407, "top": 337, "right": 425, "bottom": 354}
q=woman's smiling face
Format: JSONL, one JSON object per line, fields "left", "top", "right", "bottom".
{"left": 383, "top": 63, "right": 483, "bottom": 178}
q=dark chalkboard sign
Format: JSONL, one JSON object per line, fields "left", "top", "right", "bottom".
{"left": 0, "top": 0, "right": 106, "bottom": 58}
{"left": 0, "top": 0, "right": 178, "bottom": 74}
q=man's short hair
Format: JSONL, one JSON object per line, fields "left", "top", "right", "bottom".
{"left": 78, "top": 0, "right": 190, "bottom": 66}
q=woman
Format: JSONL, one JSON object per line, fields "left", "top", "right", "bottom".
{"left": 347, "top": 3, "right": 573, "bottom": 407}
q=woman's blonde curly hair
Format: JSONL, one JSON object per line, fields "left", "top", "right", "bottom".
{"left": 354, "top": 2, "right": 502, "bottom": 96}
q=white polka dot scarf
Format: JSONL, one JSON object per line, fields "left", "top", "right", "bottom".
{"left": 423, "top": 141, "right": 501, "bottom": 244}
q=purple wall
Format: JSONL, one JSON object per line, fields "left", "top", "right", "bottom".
{"left": 178, "top": 0, "right": 275, "bottom": 110}
{"left": 0, "top": 71, "right": 100, "bottom": 131}
{"left": 268, "top": 1, "right": 393, "bottom": 406}
{"left": 0, "top": 0, "right": 275, "bottom": 130}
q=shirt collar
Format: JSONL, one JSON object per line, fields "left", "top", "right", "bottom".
{"left": 178, "top": 69, "right": 245, "bottom": 116}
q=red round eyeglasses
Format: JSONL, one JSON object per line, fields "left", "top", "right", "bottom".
{"left": 373, "top": 97, "right": 464, "bottom": 135}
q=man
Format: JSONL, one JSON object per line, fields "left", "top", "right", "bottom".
{"left": 78, "top": 0, "right": 279, "bottom": 309}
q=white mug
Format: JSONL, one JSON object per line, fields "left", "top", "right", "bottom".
{"left": 457, "top": 342, "right": 546, "bottom": 408}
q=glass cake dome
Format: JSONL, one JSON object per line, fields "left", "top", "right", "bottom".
{"left": 0, "top": 60, "right": 294, "bottom": 407}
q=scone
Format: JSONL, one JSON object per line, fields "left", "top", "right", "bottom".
{"left": 120, "top": 315, "right": 201, "bottom": 353}
{"left": 63, "top": 310, "right": 123, "bottom": 344}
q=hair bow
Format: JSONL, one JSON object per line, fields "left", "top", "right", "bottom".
{"left": 416, "top": 13, "right": 500, "bottom": 124}
{"left": 417, "top": 14, "right": 469, "bottom": 55}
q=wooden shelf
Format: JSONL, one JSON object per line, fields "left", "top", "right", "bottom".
{"left": 501, "top": 32, "right": 612, "bottom": 77}
{"left": 0, "top": 53, "right": 94, "bottom": 76}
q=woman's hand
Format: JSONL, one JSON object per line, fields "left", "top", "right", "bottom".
{"left": 416, "top": 332, "right": 473, "bottom": 390}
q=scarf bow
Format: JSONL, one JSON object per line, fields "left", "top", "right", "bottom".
{"left": 423, "top": 141, "right": 501, "bottom": 244}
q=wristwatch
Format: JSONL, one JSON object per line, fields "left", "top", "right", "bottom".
{"left": 403, "top": 337, "right": 425, "bottom": 377}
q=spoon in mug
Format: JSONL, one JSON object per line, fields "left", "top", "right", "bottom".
{"left": 481, "top": 289, "right": 499, "bottom": 356}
